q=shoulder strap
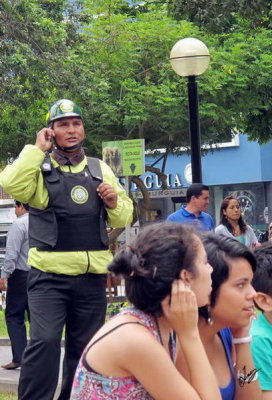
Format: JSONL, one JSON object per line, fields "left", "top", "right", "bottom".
{"left": 87, "top": 157, "right": 103, "bottom": 181}
{"left": 86, "top": 322, "right": 143, "bottom": 352}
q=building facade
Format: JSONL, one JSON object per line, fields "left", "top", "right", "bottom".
{"left": 130, "top": 134, "right": 272, "bottom": 234}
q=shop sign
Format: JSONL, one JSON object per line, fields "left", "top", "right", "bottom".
{"left": 128, "top": 172, "right": 183, "bottom": 191}
{"left": 132, "top": 188, "right": 187, "bottom": 199}
{"left": 102, "top": 139, "right": 145, "bottom": 177}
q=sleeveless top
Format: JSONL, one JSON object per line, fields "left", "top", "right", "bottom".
{"left": 218, "top": 328, "right": 236, "bottom": 400}
{"left": 70, "top": 307, "right": 176, "bottom": 400}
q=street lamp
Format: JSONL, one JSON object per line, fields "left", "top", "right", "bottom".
{"left": 170, "top": 37, "right": 210, "bottom": 183}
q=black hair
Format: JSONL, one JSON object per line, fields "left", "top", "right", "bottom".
{"left": 186, "top": 183, "right": 209, "bottom": 203}
{"left": 219, "top": 196, "right": 247, "bottom": 235}
{"left": 15, "top": 200, "right": 29, "bottom": 211}
{"left": 199, "top": 233, "right": 256, "bottom": 320}
{"left": 252, "top": 242, "right": 272, "bottom": 299}
{"left": 108, "top": 222, "right": 201, "bottom": 316}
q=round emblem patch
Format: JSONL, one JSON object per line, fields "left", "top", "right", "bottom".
{"left": 60, "top": 100, "right": 74, "bottom": 113}
{"left": 71, "top": 186, "right": 89, "bottom": 204}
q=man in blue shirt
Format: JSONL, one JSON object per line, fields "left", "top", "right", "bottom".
{"left": 167, "top": 183, "right": 214, "bottom": 231}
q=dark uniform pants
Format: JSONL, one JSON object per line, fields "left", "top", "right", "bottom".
{"left": 5, "top": 270, "right": 29, "bottom": 363}
{"left": 18, "top": 268, "right": 107, "bottom": 400}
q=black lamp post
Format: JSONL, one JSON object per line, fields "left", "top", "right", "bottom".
{"left": 170, "top": 38, "right": 210, "bottom": 183}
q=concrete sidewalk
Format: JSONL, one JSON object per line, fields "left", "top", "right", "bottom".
{"left": 0, "top": 339, "right": 64, "bottom": 399}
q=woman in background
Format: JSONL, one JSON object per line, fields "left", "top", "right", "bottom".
{"left": 215, "top": 196, "right": 258, "bottom": 249}
{"left": 70, "top": 222, "right": 221, "bottom": 400}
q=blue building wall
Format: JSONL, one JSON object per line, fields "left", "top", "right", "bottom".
{"left": 142, "top": 134, "right": 272, "bottom": 188}
{"left": 260, "top": 139, "right": 272, "bottom": 182}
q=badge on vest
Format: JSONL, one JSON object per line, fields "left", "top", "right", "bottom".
{"left": 71, "top": 185, "right": 89, "bottom": 204}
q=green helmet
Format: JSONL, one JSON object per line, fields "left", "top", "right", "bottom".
{"left": 46, "top": 99, "right": 83, "bottom": 126}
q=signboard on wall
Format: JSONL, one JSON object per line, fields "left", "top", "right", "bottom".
{"left": 132, "top": 188, "right": 187, "bottom": 199}
{"left": 102, "top": 139, "right": 145, "bottom": 177}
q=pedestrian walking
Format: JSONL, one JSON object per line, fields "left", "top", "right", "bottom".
{"left": 0, "top": 201, "right": 30, "bottom": 370}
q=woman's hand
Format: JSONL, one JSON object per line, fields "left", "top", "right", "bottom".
{"left": 161, "top": 280, "right": 198, "bottom": 339}
{"left": 230, "top": 311, "right": 257, "bottom": 339}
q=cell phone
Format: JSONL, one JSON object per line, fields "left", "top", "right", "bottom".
{"left": 48, "top": 122, "right": 56, "bottom": 145}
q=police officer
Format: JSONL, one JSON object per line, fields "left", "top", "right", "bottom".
{"left": 0, "top": 99, "right": 133, "bottom": 400}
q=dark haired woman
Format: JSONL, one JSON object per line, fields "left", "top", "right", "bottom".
{"left": 177, "top": 234, "right": 261, "bottom": 400}
{"left": 215, "top": 196, "right": 258, "bottom": 249}
{"left": 70, "top": 223, "right": 221, "bottom": 400}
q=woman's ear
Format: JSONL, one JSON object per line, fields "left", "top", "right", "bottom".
{"left": 179, "top": 269, "right": 193, "bottom": 285}
{"left": 254, "top": 292, "right": 272, "bottom": 312}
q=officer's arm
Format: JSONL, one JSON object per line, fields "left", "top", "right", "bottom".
{"left": 0, "top": 145, "right": 49, "bottom": 209}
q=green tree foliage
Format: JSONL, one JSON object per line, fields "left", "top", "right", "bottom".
{"left": 75, "top": 6, "right": 202, "bottom": 152}
{"left": 168, "top": 0, "right": 272, "bottom": 33}
{"left": 208, "top": 30, "right": 272, "bottom": 143}
{"left": 1, "top": 0, "right": 272, "bottom": 164}
{"left": 75, "top": 1, "right": 272, "bottom": 148}
{"left": 0, "top": 0, "right": 82, "bottom": 160}
{"left": 165, "top": 0, "right": 272, "bottom": 143}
